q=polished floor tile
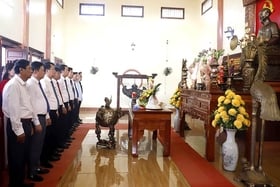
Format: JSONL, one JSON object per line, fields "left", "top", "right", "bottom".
{"left": 59, "top": 129, "right": 190, "bottom": 187}
{"left": 59, "top": 111, "right": 280, "bottom": 187}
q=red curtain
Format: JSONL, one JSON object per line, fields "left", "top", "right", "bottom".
{"left": 256, "top": 0, "right": 280, "bottom": 33}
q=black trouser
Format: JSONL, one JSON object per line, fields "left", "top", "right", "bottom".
{"left": 41, "top": 110, "right": 58, "bottom": 163}
{"left": 73, "top": 98, "right": 79, "bottom": 124}
{"left": 7, "top": 118, "right": 32, "bottom": 187}
{"left": 68, "top": 100, "right": 76, "bottom": 132}
{"left": 61, "top": 102, "right": 71, "bottom": 145}
{"left": 29, "top": 115, "right": 46, "bottom": 175}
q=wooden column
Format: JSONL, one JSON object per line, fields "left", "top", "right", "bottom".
{"left": 217, "top": 0, "right": 224, "bottom": 50}
{"left": 45, "top": 0, "right": 52, "bottom": 59}
{"left": 22, "top": 0, "right": 29, "bottom": 49}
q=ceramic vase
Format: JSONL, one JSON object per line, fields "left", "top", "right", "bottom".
{"left": 222, "top": 128, "right": 239, "bottom": 171}
{"left": 173, "top": 108, "right": 180, "bottom": 132}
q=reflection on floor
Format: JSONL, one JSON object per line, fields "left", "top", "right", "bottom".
{"left": 58, "top": 129, "right": 190, "bottom": 187}
{"left": 184, "top": 115, "right": 280, "bottom": 187}
{"left": 60, "top": 111, "right": 280, "bottom": 187}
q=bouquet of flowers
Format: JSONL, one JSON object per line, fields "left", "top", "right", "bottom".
{"left": 212, "top": 89, "right": 251, "bottom": 130}
{"left": 169, "top": 88, "right": 181, "bottom": 108}
{"left": 138, "top": 82, "right": 161, "bottom": 107}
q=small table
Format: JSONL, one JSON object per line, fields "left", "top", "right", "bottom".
{"left": 128, "top": 108, "right": 172, "bottom": 157}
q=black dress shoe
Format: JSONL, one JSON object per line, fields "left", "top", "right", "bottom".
{"left": 28, "top": 174, "right": 43, "bottom": 182}
{"left": 59, "top": 143, "right": 69, "bottom": 149}
{"left": 22, "top": 182, "right": 35, "bottom": 187}
{"left": 49, "top": 155, "right": 60, "bottom": 161}
{"left": 36, "top": 167, "right": 49, "bottom": 174}
{"left": 41, "top": 161, "right": 53, "bottom": 168}
{"left": 53, "top": 152, "right": 62, "bottom": 157}
{"left": 56, "top": 147, "right": 64, "bottom": 152}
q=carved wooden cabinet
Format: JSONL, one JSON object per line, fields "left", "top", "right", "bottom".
{"left": 180, "top": 88, "right": 253, "bottom": 162}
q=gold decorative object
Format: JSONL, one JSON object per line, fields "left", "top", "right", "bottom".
{"left": 236, "top": 42, "right": 280, "bottom": 187}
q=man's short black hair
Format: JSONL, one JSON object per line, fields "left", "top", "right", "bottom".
{"left": 14, "top": 59, "right": 30, "bottom": 74}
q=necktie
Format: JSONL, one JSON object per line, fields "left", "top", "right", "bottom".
{"left": 74, "top": 82, "right": 79, "bottom": 98}
{"left": 57, "top": 81, "right": 64, "bottom": 103}
{"left": 50, "top": 80, "right": 59, "bottom": 107}
{"left": 79, "top": 81, "right": 83, "bottom": 93}
{"left": 70, "top": 80, "right": 76, "bottom": 98}
{"left": 39, "top": 81, "right": 50, "bottom": 113}
{"left": 64, "top": 79, "right": 70, "bottom": 100}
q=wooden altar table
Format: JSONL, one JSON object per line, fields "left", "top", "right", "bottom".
{"left": 128, "top": 108, "right": 172, "bottom": 157}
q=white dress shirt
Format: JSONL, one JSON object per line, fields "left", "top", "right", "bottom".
{"left": 58, "top": 76, "right": 69, "bottom": 103}
{"left": 26, "top": 76, "right": 50, "bottom": 119}
{"left": 75, "top": 80, "right": 83, "bottom": 101}
{"left": 66, "top": 77, "right": 75, "bottom": 100}
{"left": 2, "top": 75, "right": 40, "bottom": 136}
{"left": 53, "top": 79, "right": 63, "bottom": 106}
{"left": 41, "top": 75, "right": 59, "bottom": 110}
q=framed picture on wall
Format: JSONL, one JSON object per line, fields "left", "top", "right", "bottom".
{"left": 56, "top": 0, "right": 63, "bottom": 8}
{"left": 201, "top": 0, "right": 213, "bottom": 15}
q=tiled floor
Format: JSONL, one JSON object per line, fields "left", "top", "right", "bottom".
{"left": 183, "top": 115, "right": 280, "bottom": 187}
{"left": 66, "top": 112, "right": 280, "bottom": 187}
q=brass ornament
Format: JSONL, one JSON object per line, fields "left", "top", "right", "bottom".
{"left": 230, "top": 35, "right": 238, "bottom": 50}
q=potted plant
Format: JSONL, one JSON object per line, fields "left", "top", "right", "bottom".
{"left": 212, "top": 89, "right": 251, "bottom": 171}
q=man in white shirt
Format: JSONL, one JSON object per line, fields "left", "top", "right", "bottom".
{"left": 57, "top": 64, "right": 71, "bottom": 148}
{"left": 26, "top": 61, "right": 51, "bottom": 182}
{"left": 40, "top": 61, "right": 61, "bottom": 168}
{"left": 2, "top": 59, "right": 38, "bottom": 187}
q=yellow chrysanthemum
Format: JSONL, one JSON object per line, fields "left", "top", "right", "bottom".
{"left": 217, "top": 106, "right": 225, "bottom": 113}
{"left": 212, "top": 119, "right": 217, "bottom": 127}
{"left": 232, "top": 99, "right": 241, "bottom": 107}
{"left": 220, "top": 110, "right": 228, "bottom": 117}
{"left": 233, "top": 94, "right": 241, "bottom": 100}
{"left": 222, "top": 115, "right": 229, "bottom": 123}
{"left": 224, "top": 98, "right": 231, "bottom": 105}
{"left": 218, "top": 96, "right": 225, "bottom": 103}
{"left": 211, "top": 89, "right": 250, "bottom": 130}
{"left": 228, "top": 108, "right": 237, "bottom": 116}
{"left": 169, "top": 88, "right": 181, "bottom": 108}
{"left": 225, "top": 89, "right": 235, "bottom": 98}
{"left": 225, "top": 89, "right": 234, "bottom": 95}
{"left": 236, "top": 114, "right": 245, "bottom": 122}
{"left": 234, "top": 120, "right": 243, "bottom": 129}
{"left": 243, "top": 119, "right": 251, "bottom": 127}
{"left": 238, "top": 106, "right": 246, "bottom": 115}
{"left": 214, "top": 113, "right": 221, "bottom": 120}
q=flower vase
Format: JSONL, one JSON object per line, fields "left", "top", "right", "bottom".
{"left": 173, "top": 108, "right": 180, "bottom": 132}
{"left": 146, "top": 95, "right": 160, "bottom": 109}
{"left": 222, "top": 128, "right": 239, "bottom": 171}
{"left": 242, "top": 59, "right": 255, "bottom": 91}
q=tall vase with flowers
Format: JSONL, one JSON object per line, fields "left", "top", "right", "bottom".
{"left": 212, "top": 89, "right": 251, "bottom": 171}
{"left": 169, "top": 88, "right": 181, "bottom": 132}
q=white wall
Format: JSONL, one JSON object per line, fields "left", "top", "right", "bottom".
{"left": 60, "top": 0, "right": 219, "bottom": 108}
{"left": 0, "top": 0, "right": 245, "bottom": 108}
{"left": 223, "top": 0, "right": 245, "bottom": 55}
{"left": 0, "top": 0, "right": 23, "bottom": 42}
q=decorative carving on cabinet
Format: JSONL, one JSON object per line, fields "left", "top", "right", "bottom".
{"left": 243, "top": 0, "right": 257, "bottom": 6}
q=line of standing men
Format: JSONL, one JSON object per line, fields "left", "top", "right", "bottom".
{"left": 1, "top": 59, "right": 83, "bottom": 187}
